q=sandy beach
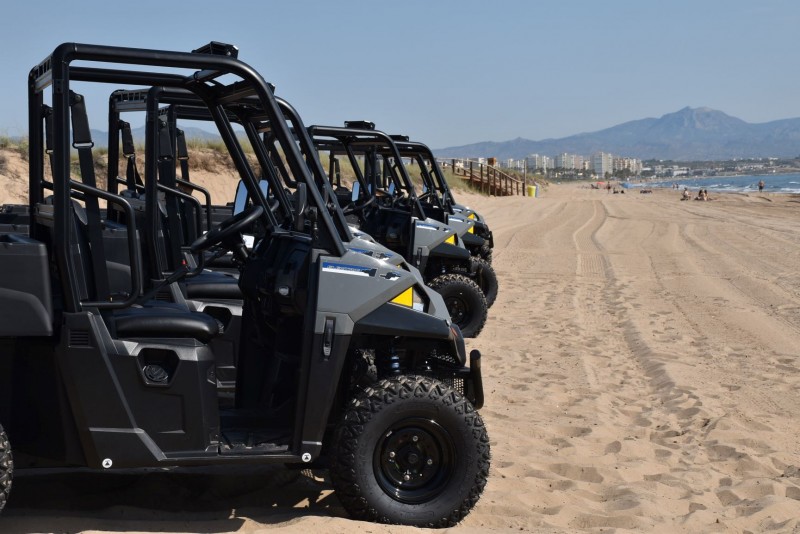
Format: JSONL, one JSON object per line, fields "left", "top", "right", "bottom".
{"left": 2, "top": 180, "right": 800, "bottom": 532}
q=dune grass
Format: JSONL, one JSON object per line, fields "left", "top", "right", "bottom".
{"left": 3, "top": 135, "right": 504, "bottom": 198}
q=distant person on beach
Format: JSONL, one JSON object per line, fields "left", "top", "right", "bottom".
{"left": 681, "top": 188, "right": 690, "bottom": 201}
{"left": 758, "top": 180, "right": 765, "bottom": 192}
{"left": 694, "top": 189, "right": 705, "bottom": 201}
{"left": 703, "top": 189, "right": 710, "bottom": 201}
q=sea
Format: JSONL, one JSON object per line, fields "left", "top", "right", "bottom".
{"left": 623, "top": 173, "right": 800, "bottom": 195}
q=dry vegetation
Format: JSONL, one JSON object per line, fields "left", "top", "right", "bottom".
{"left": 1, "top": 137, "right": 488, "bottom": 205}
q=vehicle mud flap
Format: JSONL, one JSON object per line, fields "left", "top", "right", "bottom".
{"left": 467, "top": 349, "right": 484, "bottom": 409}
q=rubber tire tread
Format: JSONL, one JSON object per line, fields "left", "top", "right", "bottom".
{"left": 428, "top": 274, "right": 488, "bottom": 338}
{"left": 0, "top": 422, "right": 12, "bottom": 514}
{"left": 477, "top": 242, "right": 493, "bottom": 264}
{"left": 472, "top": 257, "right": 498, "bottom": 308}
{"left": 329, "top": 375, "right": 490, "bottom": 528}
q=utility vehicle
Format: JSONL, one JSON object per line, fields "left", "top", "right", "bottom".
{"left": 388, "top": 135, "right": 495, "bottom": 263}
{"left": 152, "top": 94, "right": 493, "bottom": 336}
{"left": 309, "top": 122, "right": 496, "bottom": 323}
{"left": 0, "top": 42, "right": 489, "bottom": 527}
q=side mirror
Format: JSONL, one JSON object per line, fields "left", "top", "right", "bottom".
{"left": 388, "top": 182, "right": 396, "bottom": 196}
{"left": 351, "top": 181, "right": 361, "bottom": 202}
{"left": 234, "top": 179, "right": 270, "bottom": 215}
{"left": 233, "top": 180, "right": 248, "bottom": 215}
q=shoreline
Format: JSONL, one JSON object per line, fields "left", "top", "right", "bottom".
{"left": 598, "top": 183, "right": 800, "bottom": 202}
{"left": 612, "top": 174, "right": 800, "bottom": 195}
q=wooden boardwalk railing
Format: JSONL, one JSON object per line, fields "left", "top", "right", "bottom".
{"left": 440, "top": 159, "right": 525, "bottom": 196}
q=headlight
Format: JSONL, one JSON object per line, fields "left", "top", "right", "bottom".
{"left": 390, "top": 286, "right": 427, "bottom": 312}
{"left": 445, "top": 233, "right": 457, "bottom": 245}
{"left": 468, "top": 213, "right": 476, "bottom": 220}
{"left": 468, "top": 225, "right": 474, "bottom": 234}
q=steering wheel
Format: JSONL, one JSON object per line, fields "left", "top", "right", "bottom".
{"left": 190, "top": 205, "right": 264, "bottom": 253}
{"left": 393, "top": 193, "right": 411, "bottom": 208}
{"left": 343, "top": 194, "right": 376, "bottom": 216}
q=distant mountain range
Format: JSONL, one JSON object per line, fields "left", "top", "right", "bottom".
{"left": 433, "top": 107, "right": 800, "bottom": 161}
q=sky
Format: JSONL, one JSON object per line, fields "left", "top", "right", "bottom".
{"left": 1, "top": 0, "right": 799, "bottom": 149}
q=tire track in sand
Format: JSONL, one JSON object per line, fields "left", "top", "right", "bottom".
{"left": 543, "top": 198, "right": 727, "bottom": 529}
{"left": 593, "top": 197, "right": 800, "bottom": 531}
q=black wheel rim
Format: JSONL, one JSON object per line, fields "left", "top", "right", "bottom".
{"left": 374, "top": 417, "right": 456, "bottom": 504}
{"left": 444, "top": 294, "right": 471, "bottom": 326}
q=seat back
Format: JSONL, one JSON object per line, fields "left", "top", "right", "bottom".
{"left": 0, "top": 233, "right": 53, "bottom": 336}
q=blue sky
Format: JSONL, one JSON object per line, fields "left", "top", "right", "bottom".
{"left": 1, "top": 0, "right": 798, "bottom": 148}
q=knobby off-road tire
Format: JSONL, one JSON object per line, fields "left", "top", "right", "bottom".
{"left": 0, "top": 422, "right": 12, "bottom": 514}
{"left": 329, "top": 375, "right": 490, "bottom": 528}
{"left": 428, "top": 274, "right": 487, "bottom": 338}
{"left": 472, "top": 257, "right": 498, "bottom": 308}
{"left": 477, "top": 242, "right": 492, "bottom": 264}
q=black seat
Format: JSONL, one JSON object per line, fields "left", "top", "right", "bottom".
{"left": 335, "top": 187, "right": 352, "bottom": 209}
{"left": 113, "top": 306, "right": 219, "bottom": 343}
{"left": 114, "top": 190, "right": 242, "bottom": 300}
{"left": 185, "top": 271, "right": 242, "bottom": 299}
{"left": 59, "top": 201, "right": 221, "bottom": 344}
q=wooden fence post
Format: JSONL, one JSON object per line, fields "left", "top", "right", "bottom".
{"left": 469, "top": 161, "right": 474, "bottom": 190}
{"left": 447, "top": 160, "right": 527, "bottom": 195}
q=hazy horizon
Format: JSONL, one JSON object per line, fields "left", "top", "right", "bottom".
{"left": 1, "top": 1, "right": 797, "bottom": 149}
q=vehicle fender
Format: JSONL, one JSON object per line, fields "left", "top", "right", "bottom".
{"left": 429, "top": 241, "right": 472, "bottom": 262}
{"left": 460, "top": 231, "right": 485, "bottom": 248}
{"left": 444, "top": 215, "right": 473, "bottom": 237}
{"left": 353, "top": 302, "right": 450, "bottom": 339}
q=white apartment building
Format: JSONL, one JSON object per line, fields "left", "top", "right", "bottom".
{"left": 526, "top": 154, "right": 553, "bottom": 172}
{"left": 591, "top": 152, "right": 614, "bottom": 178}
{"left": 469, "top": 152, "right": 639, "bottom": 177}
{"left": 554, "top": 153, "right": 585, "bottom": 170}
{"left": 613, "top": 157, "right": 643, "bottom": 174}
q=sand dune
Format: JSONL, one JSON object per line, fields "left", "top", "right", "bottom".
{"left": 3, "top": 183, "right": 800, "bottom": 533}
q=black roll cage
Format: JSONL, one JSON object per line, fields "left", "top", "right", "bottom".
{"left": 28, "top": 42, "right": 346, "bottom": 312}
{"left": 106, "top": 87, "right": 356, "bottom": 245}
{"left": 392, "top": 138, "right": 457, "bottom": 211}
{"left": 306, "top": 125, "right": 429, "bottom": 220}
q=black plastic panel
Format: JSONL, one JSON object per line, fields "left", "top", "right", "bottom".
{"left": 0, "top": 234, "right": 53, "bottom": 336}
